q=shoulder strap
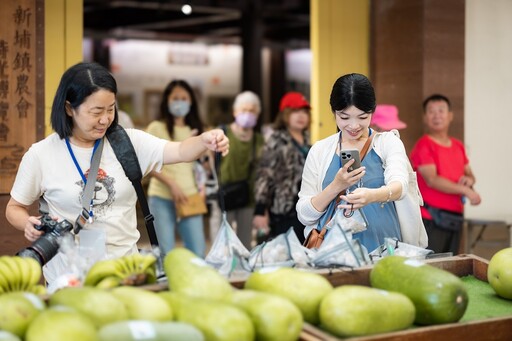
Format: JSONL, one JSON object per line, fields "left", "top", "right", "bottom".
{"left": 107, "top": 125, "right": 159, "bottom": 247}
{"left": 360, "top": 133, "right": 374, "bottom": 161}
{"left": 75, "top": 138, "right": 104, "bottom": 233}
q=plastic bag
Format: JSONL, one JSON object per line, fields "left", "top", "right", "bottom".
{"left": 307, "top": 209, "right": 371, "bottom": 268}
{"left": 369, "top": 237, "right": 434, "bottom": 262}
{"left": 336, "top": 200, "right": 369, "bottom": 233}
{"left": 248, "top": 227, "right": 310, "bottom": 270}
{"left": 311, "top": 222, "right": 371, "bottom": 268}
{"left": 205, "top": 212, "right": 251, "bottom": 277}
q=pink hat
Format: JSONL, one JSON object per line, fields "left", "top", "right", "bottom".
{"left": 371, "top": 104, "right": 407, "bottom": 130}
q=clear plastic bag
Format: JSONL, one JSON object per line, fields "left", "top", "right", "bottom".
{"left": 335, "top": 200, "right": 369, "bottom": 233}
{"left": 369, "top": 237, "right": 434, "bottom": 262}
{"left": 205, "top": 213, "right": 251, "bottom": 277}
{"left": 248, "top": 227, "right": 310, "bottom": 270}
{"left": 307, "top": 209, "right": 371, "bottom": 268}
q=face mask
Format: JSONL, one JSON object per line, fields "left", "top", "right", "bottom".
{"left": 235, "top": 112, "right": 257, "bottom": 128}
{"left": 168, "top": 100, "right": 191, "bottom": 118}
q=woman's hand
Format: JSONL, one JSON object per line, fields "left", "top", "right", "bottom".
{"left": 338, "top": 187, "right": 373, "bottom": 210}
{"left": 24, "top": 216, "right": 47, "bottom": 242}
{"left": 201, "top": 129, "right": 229, "bottom": 156}
{"left": 333, "top": 159, "right": 366, "bottom": 193}
{"left": 252, "top": 215, "right": 270, "bottom": 234}
{"left": 168, "top": 182, "right": 188, "bottom": 205}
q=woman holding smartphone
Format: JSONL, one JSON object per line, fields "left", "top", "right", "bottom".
{"left": 296, "top": 73, "right": 427, "bottom": 251}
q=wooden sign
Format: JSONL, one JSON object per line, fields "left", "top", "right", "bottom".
{"left": 0, "top": 0, "right": 44, "bottom": 194}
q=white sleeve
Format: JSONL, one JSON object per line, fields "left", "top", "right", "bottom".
{"left": 375, "top": 132, "right": 410, "bottom": 200}
{"left": 296, "top": 141, "right": 328, "bottom": 226}
{"left": 10, "top": 146, "right": 43, "bottom": 205}
{"left": 126, "top": 128, "right": 168, "bottom": 177}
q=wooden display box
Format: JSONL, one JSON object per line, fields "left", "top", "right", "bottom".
{"left": 298, "top": 254, "right": 512, "bottom": 341}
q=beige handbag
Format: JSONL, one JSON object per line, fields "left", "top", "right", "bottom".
{"left": 176, "top": 193, "right": 208, "bottom": 218}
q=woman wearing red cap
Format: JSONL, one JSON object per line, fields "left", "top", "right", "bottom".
{"left": 253, "top": 92, "right": 311, "bottom": 243}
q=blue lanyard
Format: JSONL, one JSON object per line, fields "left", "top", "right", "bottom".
{"left": 65, "top": 138, "right": 101, "bottom": 220}
{"left": 65, "top": 138, "right": 101, "bottom": 184}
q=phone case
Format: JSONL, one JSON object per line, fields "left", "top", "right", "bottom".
{"left": 340, "top": 149, "right": 361, "bottom": 172}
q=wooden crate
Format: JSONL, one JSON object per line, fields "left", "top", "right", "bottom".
{"left": 298, "top": 254, "right": 512, "bottom": 341}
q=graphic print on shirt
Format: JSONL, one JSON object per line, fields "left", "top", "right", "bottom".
{"left": 75, "top": 168, "right": 116, "bottom": 218}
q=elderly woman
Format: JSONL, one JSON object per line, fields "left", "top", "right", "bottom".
{"left": 212, "top": 91, "right": 265, "bottom": 249}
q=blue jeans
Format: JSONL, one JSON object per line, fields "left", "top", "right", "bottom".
{"left": 148, "top": 196, "right": 206, "bottom": 257}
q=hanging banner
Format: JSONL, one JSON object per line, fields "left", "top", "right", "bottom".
{"left": 0, "top": 0, "right": 44, "bottom": 193}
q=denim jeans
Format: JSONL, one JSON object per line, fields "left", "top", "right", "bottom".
{"left": 148, "top": 196, "right": 206, "bottom": 257}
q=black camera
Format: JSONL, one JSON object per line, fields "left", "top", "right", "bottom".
{"left": 17, "top": 214, "right": 74, "bottom": 266}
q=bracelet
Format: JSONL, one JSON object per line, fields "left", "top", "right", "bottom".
{"left": 381, "top": 185, "right": 392, "bottom": 208}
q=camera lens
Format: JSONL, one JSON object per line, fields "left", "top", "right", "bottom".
{"left": 17, "top": 235, "right": 60, "bottom": 266}
{"left": 16, "top": 248, "right": 44, "bottom": 266}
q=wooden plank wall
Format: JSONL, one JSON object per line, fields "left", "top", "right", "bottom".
{"left": 370, "top": 0, "right": 465, "bottom": 153}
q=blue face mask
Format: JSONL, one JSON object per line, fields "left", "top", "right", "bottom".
{"left": 168, "top": 100, "right": 191, "bottom": 118}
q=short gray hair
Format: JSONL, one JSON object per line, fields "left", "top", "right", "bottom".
{"left": 233, "top": 91, "right": 261, "bottom": 114}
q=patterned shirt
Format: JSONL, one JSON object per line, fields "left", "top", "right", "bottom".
{"left": 254, "top": 129, "right": 310, "bottom": 216}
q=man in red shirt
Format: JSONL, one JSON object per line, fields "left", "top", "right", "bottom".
{"left": 410, "top": 94, "right": 481, "bottom": 254}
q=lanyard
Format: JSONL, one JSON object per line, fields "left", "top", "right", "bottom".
{"left": 65, "top": 138, "right": 101, "bottom": 222}
{"left": 65, "top": 138, "right": 101, "bottom": 184}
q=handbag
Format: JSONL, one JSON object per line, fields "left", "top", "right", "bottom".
{"left": 216, "top": 125, "right": 257, "bottom": 211}
{"left": 220, "top": 180, "right": 250, "bottom": 211}
{"left": 379, "top": 130, "right": 428, "bottom": 248}
{"left": 303, "top": 226, "right": 328, "bottom": 249}
{"left": 425, "top": 203, "right": 464, "bottom": 232}
{"left": 175, "top": 193, "right": 208, "bottom": 218}
{"left": 303, "top": 134, "right": 374, "bottom": 249}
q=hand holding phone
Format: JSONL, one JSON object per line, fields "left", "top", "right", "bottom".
{"left": 340, "top": 149, "right": 361, "bottom": 172}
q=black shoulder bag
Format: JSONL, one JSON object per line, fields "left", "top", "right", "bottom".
{"left": 216, "top": 125, "right": 256, "bottom": 212}
{"left": 107, "top": 125, "right": 159, "bottom": 247}
{"left": 424, "top": 202, "right": 464, "bottom": 232}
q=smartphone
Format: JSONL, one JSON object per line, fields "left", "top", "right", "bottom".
{"left": 340, "top": 149, "right": 361, "bottom": 172}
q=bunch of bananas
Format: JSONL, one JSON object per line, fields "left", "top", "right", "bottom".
{"left": 84, "top": 253, "right": 158, "bottom": 289}
{"left": 0, "top": 256, "right": 46, "bottom": 295}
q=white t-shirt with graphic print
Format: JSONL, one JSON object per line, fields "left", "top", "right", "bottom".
{"left": 10, "top": 128, "right": 167, "bottom": 284}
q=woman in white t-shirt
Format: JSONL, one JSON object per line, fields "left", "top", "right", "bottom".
{"left": 5, "top": 62, "right": 229, "bottom": 285}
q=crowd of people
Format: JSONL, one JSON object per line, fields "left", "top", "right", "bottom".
{"left": 5, "top": 61, "right": 481, "bottom": 285}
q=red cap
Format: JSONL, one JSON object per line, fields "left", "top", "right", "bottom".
{"left": 279, "top": 92, "right": 311, "bottom": 112}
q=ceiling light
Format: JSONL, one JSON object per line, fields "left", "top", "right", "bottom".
{"left": 181, "top": 4, "right": 192, "bottom": 15}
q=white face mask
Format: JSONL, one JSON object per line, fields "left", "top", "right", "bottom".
{"left": 235, "top": 112, "right": 258, "bottom": 128}
{"left": 168, "top": 100, "right": 191, "bottom": 117}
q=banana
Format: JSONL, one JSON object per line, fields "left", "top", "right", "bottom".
{"left": 124, "top": 254, "right": 139, "bottom": 274}
{"left": 0, "top": 261, "right": 11, "bottom": 293}
{"left": 23, "top": 257, "right": 43, "bottom": 287}
{"left": 0, "top": 256, "right": 21, "bottom": 291}
{"left": 139, "top": 253, "right": 157, "bottom": 273}
{"left": 95, "top": 276, "right": 121, "bottom": 289}
{"left": 145, "top": 265, "right": 157, "bottom": 284}
{"left": 14, "top": 256, "right": 40, "bottom": 291}
{"left": 115, "top": 256, "right": 135, "bottom": 276}
{"left": 30, "top": 284, "right": 47, "bottom": 296}
{"left": 84, "top": 259, "right": 125, "bottom": 286}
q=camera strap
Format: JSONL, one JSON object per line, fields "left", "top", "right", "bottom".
{"left": 75, "top": 137, "right": 104, "bottom": 233}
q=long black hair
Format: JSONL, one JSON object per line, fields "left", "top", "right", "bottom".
{"left": 158, "top": 79, "right": 203, "bottom": 139}
{"left": 51, "top": 62, "right": 119, "bottom": 138}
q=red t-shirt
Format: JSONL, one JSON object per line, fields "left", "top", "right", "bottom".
{"left": 410, "top": 135, "right": 468, "bottom": 218}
